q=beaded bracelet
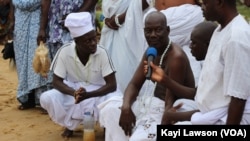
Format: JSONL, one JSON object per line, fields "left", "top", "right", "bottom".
{"left": 115, "top": 14, "right": 122, "bottom": 27}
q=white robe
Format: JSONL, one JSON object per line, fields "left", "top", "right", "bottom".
{"left": 174, "top": 15, "right": 250, "bottom": 124}
{"left": 100, "top": 0, "right": 152, "bottom": 92}
{"left": 98, "top": 81, "right": 164, "bottom": 141}
{"left": 40, "top": 81, "right": 123, "bottom": 130}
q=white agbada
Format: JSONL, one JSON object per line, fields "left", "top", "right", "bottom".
{"left": 40, "top": 42, "right": 122, "bottom": 130}
{"left": 175, "top": 15, "right": 250, "bottom": 125}
{"left": 194, "top": 15, "right": 250, "bottom": 123}
{"left": 99, "top": 0, "right": 152, "bottom": 92}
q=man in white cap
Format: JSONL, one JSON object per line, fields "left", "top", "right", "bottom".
{"left": 40, "top": 12, "right": 122, "bottom": 138}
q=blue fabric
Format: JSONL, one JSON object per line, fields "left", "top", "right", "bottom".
{"left": 12, "top": 0, "right": 52, "bottom": 103}
{"left": 46, "top": 0, "right": 98, "bottom": 60}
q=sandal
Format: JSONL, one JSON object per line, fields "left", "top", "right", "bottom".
{"left": 61, "top": 128, "right": 73, "bottom": 138}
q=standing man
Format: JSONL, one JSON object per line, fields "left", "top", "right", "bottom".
{"left": 99, "top": 0, "right": 132, "bottom": 92}
{"left": 40, "top": 12, "right": 122, "bottom": 138}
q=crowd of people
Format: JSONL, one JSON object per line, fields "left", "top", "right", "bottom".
{"left": 0, "top": 0, "right": 250, "bottom": 140}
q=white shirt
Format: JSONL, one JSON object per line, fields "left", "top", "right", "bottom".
{"left": 195, "top": 15, "right": 250, "bottom": 113}
{"left": 50, "top": 41, "right": 116, "bottom": 86}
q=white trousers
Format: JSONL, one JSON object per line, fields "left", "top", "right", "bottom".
{"left": 40, "top": 81, "right": 122, "bottom": 130}
{"left": 98, "top": 96, "right": 165, "bottom": 141}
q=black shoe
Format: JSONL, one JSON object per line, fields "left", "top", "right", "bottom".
{"left": 18, "top": 91, "right": 36, "bottom": 110}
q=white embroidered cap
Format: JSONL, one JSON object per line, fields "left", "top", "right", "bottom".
{"left": 65, "top": 12, "right": 94, "bottom": 38}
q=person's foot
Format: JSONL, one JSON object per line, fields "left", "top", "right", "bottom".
{"left": 18, "top": 91, "right": 36, "bottom": 110}
{"left": 61, "top": 128, "right": 73, "bottom": 138}
{"left": 18, "top": 103, "right": 36, "bottom": 110}
{"left": 40, "top": 108, "right": 48, "bottom": 114}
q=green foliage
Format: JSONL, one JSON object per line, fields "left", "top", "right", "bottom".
{"left": 237, "top": 3, "right": 250, "bottom": 22}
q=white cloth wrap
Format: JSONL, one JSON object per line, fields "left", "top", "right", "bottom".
{"left": 40, "top": 80, "right": 122, "bottom": 130}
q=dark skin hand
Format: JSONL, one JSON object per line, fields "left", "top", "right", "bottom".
{"left": 52, "top": 74, "right": 76, "bottom": 97}
{"left": 119, "top": 105, "right": 136, "bottom": 136}
{"left": 165, "top": 107, "right": 198, "bottom": 124}
{"left": 105, "top": 0, "right": 149, "bottom": 30}
{"left": 144, "top": 61, "right": 198, "bottom": 124}
{"left": 144, "top": 61, "right": 196, "bottom": 99}
{"left": 52, "top": 72, "right": 117, "bottom": 104}
{"left": 104, "top": 15, "right": 119, "bottom": 30}
{"left": 74, "top": 87, "right": 87, "bottom": 104}
{"left": 74, "top": 73, "right": 117, "bottom": 103}
{"left": 37, "top": 0, "right": 98, "bottom": 44}
{"left": 163, "top": 103, "right": 183, "bottom": 124}
{"left": 119, "top": 58, "right": 145, "bottom": 136}
{"left": 104, "top": 12, "right": 126, "bottom": 30}
{"left": 37, "top": 0, "right": 51, "bottom": 45}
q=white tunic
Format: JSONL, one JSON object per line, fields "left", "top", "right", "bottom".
{"left": 195, "top": 15, "right": 250, "bottom": 113}
{"left": 100, "top": 0, "right": 151, "bottom": 93}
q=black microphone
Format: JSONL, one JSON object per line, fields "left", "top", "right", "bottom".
{"left": 145, "top": 47, "right": 157, "bottom": 80}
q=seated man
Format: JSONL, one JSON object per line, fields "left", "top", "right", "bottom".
{"left": 143, "top": 21, "right": 217, "bottom": 117}
{"left": 189, "top": 21, "right": 217, "bottom": 61}
{"left": 98, "top": 11, "right": 195, "bottom": 141}
{"left": 40, "top": 12, "right": 122, "bottom": 138}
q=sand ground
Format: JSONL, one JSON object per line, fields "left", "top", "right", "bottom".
{"left": 0, "top": 45, "right": 105, "bottom": 141}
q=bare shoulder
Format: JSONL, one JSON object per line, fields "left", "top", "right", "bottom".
{"left": 155, "top": 0, "right": 196, "bottom": 10}
{"left": 169, "top": 43, "right": 189, "bottom": 62}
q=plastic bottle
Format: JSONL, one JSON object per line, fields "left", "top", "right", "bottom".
{"left": 83, "top": 112, "right": 95, "bottom": 141}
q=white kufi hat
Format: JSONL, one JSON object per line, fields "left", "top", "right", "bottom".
{"left": 65, "top": 12, "right": 94, "bottom": 38}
